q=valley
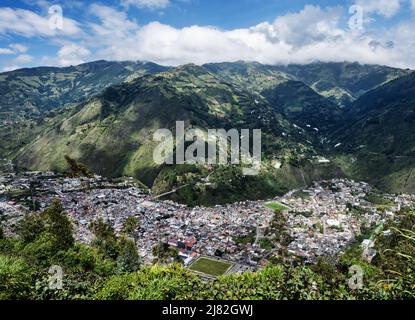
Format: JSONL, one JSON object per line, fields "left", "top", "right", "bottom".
{"left": 1, "top": 59, "right": 415, "bottom": 300}
{"left": 2, "top": 60, "right": 413, "bottom": 205}
{"left": 1, "top": 169, "right": 412, "bottom": 271}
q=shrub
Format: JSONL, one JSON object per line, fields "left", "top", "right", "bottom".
{"left": 96, "top": 264, "right": 202, "bottom": 300}
{"left": 94, "top": 273, "right": 137, "bottom": 300}
{"left": 53, "top": 244, "right": 97, "bottom": 272}
{"left": 33, "top": 270, "right": 95, "bottom": 300}
{"left": 0, "top": 254, "right": 33, "bottom": 300}
{"left": 21, "top": 232, "right": 57, "bottom": 267}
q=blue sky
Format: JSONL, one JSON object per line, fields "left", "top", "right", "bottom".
{"left": 0, "top": 0, "right": 414, "bottom": 71}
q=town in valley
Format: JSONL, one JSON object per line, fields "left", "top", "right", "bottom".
{"left": 1, "top": 160, "right": 412, "bottom": 278}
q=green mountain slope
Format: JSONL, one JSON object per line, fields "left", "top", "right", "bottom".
{"left": 275, "top": 62, "right": 411, "bottom": 107}
{"left": 0, "top": 60, "right": 169, "bottom": 119}
{"left": 261, "top": 80, "right": 342, "bottom": 132}
{"left": 14, "top": 64, "right": 287, "bottom": 176}
{"left": 332, "top": 72, "right": 415, "bottom": 192}
{"left": 204, "top": 61, "right": 343, "bottom": 132}
{"left": 14, "top": 64, "right": 343, "bottom": 204}
{"left": 5, "top": 60, "right": 414, "bottom": 201}
{"left": 203, "top": 61, "right": 293, "bottom": 93}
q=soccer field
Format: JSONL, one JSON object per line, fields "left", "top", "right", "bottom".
{"left": 189, "top": 257, "right": 234, "bottom": 277}
{"left": 265, "top": 201, "right": 289, "bottom": 213}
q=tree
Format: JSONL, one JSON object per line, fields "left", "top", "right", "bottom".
{"left": 16, "top": 213, "right": 45, "bottom": 244}
{"left": 116, "top": 237, "right": 141, "bottom": 274}
{"left": 311, "top": 257, "right": 343, "bottom": 287}
{"left": 122, "top": 217, "right": 140, "bottom": 236}
{"left": 90, "top": 218, "right": 116, "bottom": 240}
{"left": 64, "top": 155, "right": 93, "bottom": 178}
{"left": 16, "top": 199, "right": 74, "bottom": 252}
{"left": 90, "top": 218, "right": 119, "bottom": 259}
{"left": 43, "top": 198, "right": 74, "bottom": 251}
{"left": 21, "top": 232, "right": 57, "bottom": 267}
{"left": 152, "top": 243, "right": 179, "bottom": 263}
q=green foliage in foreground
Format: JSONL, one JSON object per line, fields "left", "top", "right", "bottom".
{"left": 0, "top": 200, "right": 141, "bottom": 299}
{"left": 0, "top": 254, "right": 33, "bottom": 299}
{"left": 0, "top": 202, "right": 414, "bottom": 300}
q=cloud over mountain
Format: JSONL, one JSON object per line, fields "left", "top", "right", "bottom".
{"left": 77, "top": 4, "right": 414, "bottom": 68}
{"left": 120, "top": 0, "right": 171, "bottom": 9}
{"left": 1, "top": 2, "right": 415, "bottom": 70}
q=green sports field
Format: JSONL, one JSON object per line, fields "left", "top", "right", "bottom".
{"left": 189, "top": 257, "right": 233, "bottom": 277}
{"left": 265, "top": 201, "right": 289, "bottom": 213}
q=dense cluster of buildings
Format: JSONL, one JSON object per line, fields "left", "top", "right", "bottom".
{"left": 0, "top": 171, "right": 274, "bottom": 267}
{"left": 280, "top": 179, "right": 415, "bottom": 262}
{"left": 1, "top": 171, "right": 414, "bottom": 268}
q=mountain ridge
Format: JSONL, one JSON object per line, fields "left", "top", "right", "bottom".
{"left": 2, "top": 60, "right": 414, "bottom": 203}
{"left": 0, "top": 60, "right": 170, "bottom": 119}
{"left": 331, "top": 72, "right": 415, "bottom": 193}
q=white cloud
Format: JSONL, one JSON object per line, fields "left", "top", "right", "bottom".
{"left": 120, "top": 0, "right": 170, "bottom": 9}
{"left": 411, "top": 0, "right": 415, "bottom": 11}
{"left": 89, "top": 4, "right": 138, "bottom": 39}
{"left": 9, "top": 43, "right": 28, "bottom": 53}
{"left": 0, "top": 7, "right": 82, "bottom": 37}
{"left": 22, "top": 0, "right": 85, "bottom": 12}
{"left": 2, "top": 3, "right": 415, "bottom": 70}
{"left": 354, "top": 0, "right": 401, "bottom": 18}
{"left": 14, "top": 54, "right": 34, "bottom": 63}
{"left": 3, "top": 65, "right": 21, "bottom": 72}
{"left": 0, "top": 44, "right": 28, "bottom": 55}
{"left": 57, "top": 43, "right": 91, "bottom": 66}
{"left": 0, "top": 48, "right": 15, "bottom": 55}
{"left": 80, "top": 4, "right": 414, "bottom": 69}
{"left": 1, "top": 52, "right": 34, "bottom": 71}
{"left": 253, "top": 5, "right": 344, "bottom": 47}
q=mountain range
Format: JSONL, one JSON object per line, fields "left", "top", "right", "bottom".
{"left": 1, "top": 60, "right": 413, "bottom": 205}
{"left": 0, "top": 60, "right": 169, "bottom": 119}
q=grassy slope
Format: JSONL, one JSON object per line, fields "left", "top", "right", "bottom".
{"left": 13, "top": 61, "right": 412, "bottom": 202}
{"left": 274, "top": 62, "right": 411, "bottom": 107}
{"left": 0, "top": 60, "right": 169, "bottom": 119}
{"left": 331, "top": 72, "right": 415, "bottom": 193}
{"left": 14, "top": 64, "right": 346, "bottom": 205}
